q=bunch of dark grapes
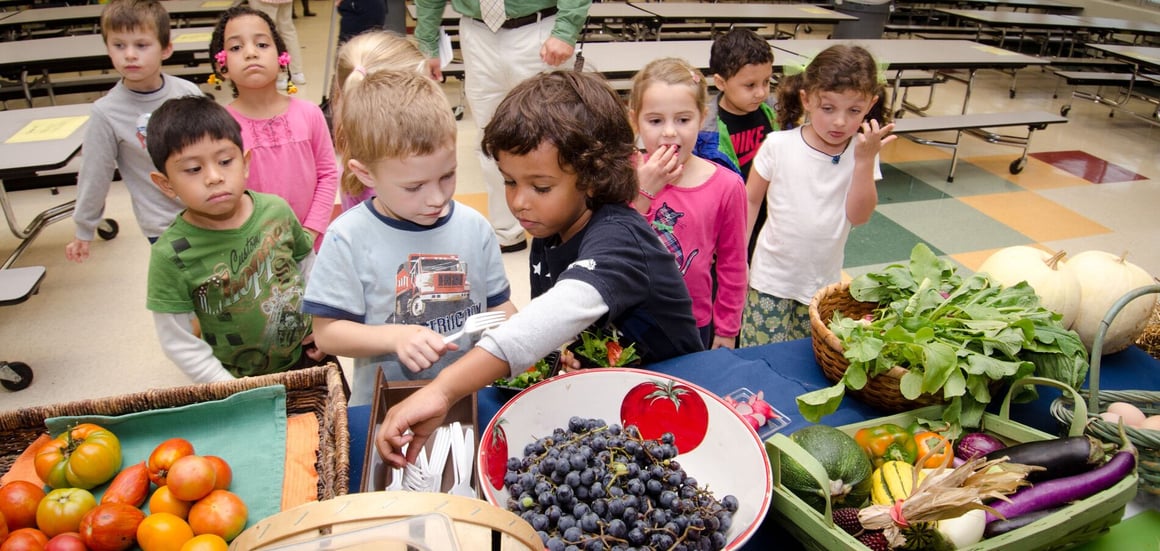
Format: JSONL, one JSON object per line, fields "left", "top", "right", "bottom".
{"left": 503, "top": 416, "right": 739, "bottom": 551}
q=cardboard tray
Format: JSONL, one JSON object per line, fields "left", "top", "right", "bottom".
{"left": 359, "top": 371, "right": 479, "bottom": 494}
{"left": 765, "top": 377, "right": 1139, "bottom": 551}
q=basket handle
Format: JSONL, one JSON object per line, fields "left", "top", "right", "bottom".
{"left": 999, "top": 376, "right": 1086, "bottom": 437}
{"left": 766, "top": 433, "right": 837, "bottom": 528}
{"left": 1086, "top": 283, "right": 1160, "bottom": 415}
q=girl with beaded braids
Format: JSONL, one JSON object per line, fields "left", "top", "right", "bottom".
{"left": 374, "top": 71, "right": 704, "bottom": 467}
{"left": 209, "top": 5, "right": 338, "bottom": 250}
{"left": 741, "top": 44, "right": 896, "bottom": 346}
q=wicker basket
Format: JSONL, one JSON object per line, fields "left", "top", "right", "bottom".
{"left": 1052, "top": 284, "right": 1160, "bottom": 496}
{"left": 1135, "top": 298, "right": 1160, "bottom": 361}
{"left": 0, "top": 364, "right": 350, "bottom": 501}
{"left": 809, "top": 282, "right": 945, "bottom": 413}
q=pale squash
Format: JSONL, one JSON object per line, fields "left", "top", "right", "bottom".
{"left": 977, "top": 246, "right": 1080, "bottom": 329}
{"left": 1065, "top": 250, "right": 1157, "bottom": 354}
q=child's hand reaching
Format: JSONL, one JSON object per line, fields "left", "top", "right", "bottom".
{"left": 711, "top": 334, "right": 736, "bottom": 350}
{"left": 635, "top": 145, "right": 683, "bottom": 197}
{"left": 854, "top": 119, "right": 897, "bottom": 161}
{"left": 65, "top": 239, "right": 91, "bottom": 263}
{"left": 395, "top": 326, "right": 459, "bottom": 373}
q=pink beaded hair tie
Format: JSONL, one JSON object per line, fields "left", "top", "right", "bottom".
{"left": 214, "top": 50, "right": 227, "bottom": 67}
{"left": 279, "top": 52, "right": 291, "bottom": 67}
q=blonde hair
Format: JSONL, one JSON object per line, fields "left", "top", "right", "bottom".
{"left": 628, "top": 57, "right": 709, "bottom": 121}
{"left": 335, "top": 70, "right": 456, "bottom": 198}
{"left": 331, "top": 32, "right": 430, "bottom": 199}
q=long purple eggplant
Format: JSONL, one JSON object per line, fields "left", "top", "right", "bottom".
{"left": 985, "top": 427, "right": 1136, "bottom": 525}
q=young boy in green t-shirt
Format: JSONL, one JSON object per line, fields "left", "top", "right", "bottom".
{"left": 144, "top": 95, "right": 328, "bottom": 382}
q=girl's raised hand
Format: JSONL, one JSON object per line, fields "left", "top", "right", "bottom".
{"left": 854, "top": 119, "right": 897, "bottom": 160}
{"left": 635, "top": 144, "right": 683, "bottom": 196}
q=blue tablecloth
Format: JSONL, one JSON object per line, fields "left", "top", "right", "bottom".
{"left": 348, "top": 339, "right": 1160, "bottom": 547}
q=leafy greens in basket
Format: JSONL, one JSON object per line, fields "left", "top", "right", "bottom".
{"left": 797, "top": 244, "right": 1089, "bottom": 433}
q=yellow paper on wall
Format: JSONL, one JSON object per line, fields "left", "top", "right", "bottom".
{"left": 5, "top": 116, "right": 88, "bottom": 144}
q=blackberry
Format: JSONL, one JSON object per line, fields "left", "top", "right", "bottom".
{"left": 832, "top": 507, "right": 864, "bottom": 536}
{"left": 856, "top": 530, "right": 891, "bottom": 551}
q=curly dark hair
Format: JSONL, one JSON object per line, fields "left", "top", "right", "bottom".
{"left": 775, "top": 45, "right": 891, "bottom": 130}
{"left": 482, "top": 71, "right": 637, "bottom": 207}
{"left": 209, "top": 6, "right": 288, "bottom": 98}
{"left": 709, "top": 27, "right": 773, "bottom": 80}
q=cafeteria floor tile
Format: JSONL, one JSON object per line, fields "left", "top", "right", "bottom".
{"left": 1030, "top": 150, "right": 1149, "bottom": 184}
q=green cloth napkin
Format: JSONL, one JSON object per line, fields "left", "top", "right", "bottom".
{"left": 45, "top": 385, "right": 288, "bottom": 531}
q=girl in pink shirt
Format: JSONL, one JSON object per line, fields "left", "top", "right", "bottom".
{"left": 629, "top": 57, "right": 749, "bottom": 350}
{"left": 210, "top": 6, "right": 338, "bottom": 250}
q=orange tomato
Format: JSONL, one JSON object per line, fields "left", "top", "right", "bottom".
{"left": 136, "top": 513, "right": 193, "bottom": 551}
{"left": 202, "top": 457, "right": 231, "bottom": 491}
{"left": 0, "top": 481, "right": 47, "bottom": 531}
{"left": 178, "top": 534, "right": 228, "bottom": 551}
{"left": 147, "top": 487, "right": 192, "bottom": 520}
{"left": 187, "top": 491, "right": 246, "bottom": 542}
{"left": 1, "top": 528, "right": 49, "bottom": 551}
{"left": 146, "top": 439, "right": 195, "bottom": 487}
{"left": 1, "top": 509, "right": 8, "bottom": 543}
{"left": 165, "top": 457, "right": 215, "bottom": 502}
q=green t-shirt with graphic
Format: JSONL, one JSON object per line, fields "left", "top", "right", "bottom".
{"left": 147, "top": 191, "right": 314, "bottom": 377}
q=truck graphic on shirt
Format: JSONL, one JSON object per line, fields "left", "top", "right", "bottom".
{"left": 396, "top": 254, "right": 470, "bottom": 318}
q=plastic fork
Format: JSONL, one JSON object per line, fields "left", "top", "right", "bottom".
{"left": 449, "top": 423, "right": 476, "bottom": 497}
{"left": 442, "top": 311, "right": 507, "bottom": 344}
{"left": 384, "top": 442, "right": 406, "bottom": 491}
{"left": 403, "top": 450, "right": 430, "bottom": 491}
{"left": 425, "top": 426, "right": 453, "bottom": 492}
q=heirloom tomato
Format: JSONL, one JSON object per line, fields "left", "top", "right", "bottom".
{"left": 36, "top": 489, "right": 97, "bottom": 538}
{"left": 178, "top": 534, "right": 227, "bottom": 551}
{"left": 100, "top": 463, "right": 149, "bottom": 508}
{"left": 44, "top": 532, "right": 87, "bottom": 551}
{"left": 147, "top": 488, "right": 191, "bottom": 521}
{"left": 79, "top": 503, "right": 144, "bottom": 551}
{"left": 0, "top": 481, "right": 47, "bottom": 531}
{"left": 1, "top": 509, "right": 7, "bottom": 543}
{"left": 1, "top": 528, "right": 49, "bottom": 551}
{"left": 146, "top": 439, "right": 195, "bottom": 487}
{"left": 136, "top": 514, "right": 193, "bottom": 551}
{"left": 187, "top": 491, "right": 246, "bottom": 542}
{"left": 34, "top": 425, "right": 122, "bottom": 490}
{"left": 202, "top": 458, "right": 231, "bottom": 491}
{"left": 165, "top": 457, "right": 215, "bottom": 502}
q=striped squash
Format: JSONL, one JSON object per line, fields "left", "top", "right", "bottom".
{"left": 870, "top": 460, "right": 925, "bottom": 506}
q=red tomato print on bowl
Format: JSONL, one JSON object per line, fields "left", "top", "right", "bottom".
{"left": 620, "top": 380, "right": 709, "bottom": 453}
{"left": 481, "top": 421, "right": 509, "bottom": 490}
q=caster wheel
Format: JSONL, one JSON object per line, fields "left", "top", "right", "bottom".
{"left": 894, "top": 110, "right": 905, "bottom": 119}
{"left": 1060, "top": 105, "right": 1071, "bottom": 116}
{"left": 804, "top": 25, "right": 813, "bottom": 34}
{"left": 97, "top": 219, "right": 119, "bottom": 240}
{"left": 1010, "top": 158, "right": 1026, "bottom": 174}
{"left": 452, "top": 105, "right": 464, "bottom": 121}
{"left": 1009, "top": 89, "right": 1016, "bottom": 99}
{"left": 1, "top": 361, "right": 33, "bottom": 391}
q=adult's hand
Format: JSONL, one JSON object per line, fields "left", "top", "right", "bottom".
{"left": 540, "top": 36, "right": 574, "bottom": 67}
{"left": 425, "top": 57, "right": 443, "bottom": 81}
{"left": 375, "top": 383, "right": 452, "bottom": 466}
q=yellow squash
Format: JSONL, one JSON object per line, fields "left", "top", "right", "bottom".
{"left": 870, "top": 460, "right": 926, "bottom": 506}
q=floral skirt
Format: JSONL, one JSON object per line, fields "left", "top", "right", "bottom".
{"left": 740, "top": 288, "right": 812, "bottom": 347}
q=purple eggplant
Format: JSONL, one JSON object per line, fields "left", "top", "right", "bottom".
{"left": 983, "top": 505, "right": 1067, "bottom": 538}
{"left": 984, "top": 435, "right": 1111, "bottom": 482}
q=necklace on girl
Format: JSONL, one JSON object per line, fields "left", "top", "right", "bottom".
{"left": 801, "top": 126, "right": 849, "bottom": 165}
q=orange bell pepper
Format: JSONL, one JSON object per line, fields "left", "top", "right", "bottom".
{"left": 854, "top": 423, "right": 917, "bottom": 468}
{"left": 914, "top": 431, "right": 953, "bottom": 468}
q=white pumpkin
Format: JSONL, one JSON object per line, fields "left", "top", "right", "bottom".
{"left": 1065, "top": 250, "right": 1157, "bottom": 354}
{"left": 977, "top": 246, "right": 1080, "bottom": 329}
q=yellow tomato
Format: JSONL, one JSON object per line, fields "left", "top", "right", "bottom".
{"left": 180, "top": 534, "right": 229, "bottom": 551}
{"left": 137, "top": 513, "right": 194, "bottom": 551}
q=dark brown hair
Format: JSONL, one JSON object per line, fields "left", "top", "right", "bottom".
{"left": 147, "top": 95, "right": 244, "bottom": 174}
{"left": 709, "top": 28, "right": 773, "bottom": 81}
{"left": 775, "top": 45, "right": 890, "bottom": 130}
{"left": 482, "top": 71, "right": 637, "bottom": 206}
{"left": 209, "top": 6, "right": 289, "bottom": 98}
{"left": 100, "top": 0, "right": 171, "bottom": 47}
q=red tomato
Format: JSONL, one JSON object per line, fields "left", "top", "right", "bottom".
{"left": 44, "top": 532, "right": 88, "bottom": 551}
{"left": 165, "top": 457, "right": 215, "bottom": 502}
{"left": 0, "top": 481, "right": 47, "bottom": 531}
{"left": 201, "top": 457, "right": 231, "bottom": 491}
{"left": 36, "top": 489, "right": 97, "bottom": 538}
{"left": 480, "top": 421, "right": 508, "bottom": 490}
{"left": 1, "top": 509, "right": 8, "bottom": 543}
{"left": 619, "top": 380, "right": 710, "bottom": 454}
{"left": 78, "top": 503, "right": 144, "bottom": 551}
{"left": 1, "top": 528, "right": 49, "bottom": 551}
{"left": 100, "top": 463, "right": 149, "bottom": 508}
{"left": 34, "top": 425, "right": 122, "bottom": 490}
{"left": 146, "top": 439, "right": 195, "bottom": 487}
{"left": 187, "top": 491, "right": 246, "bottom": 542}
{"left": 606, "top": 342, "right": 624, "bottom": 367}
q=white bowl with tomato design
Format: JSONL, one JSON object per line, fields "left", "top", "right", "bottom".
{"left": 478, "top": 368, "right": 772, "bottom": 549}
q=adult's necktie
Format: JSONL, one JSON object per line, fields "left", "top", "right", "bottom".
{"left": 479, "top": 0, "right": 507, "bottom": 32}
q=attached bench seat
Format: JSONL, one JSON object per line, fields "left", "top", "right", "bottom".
{"left": 1, "top": 64, "right": 213, "bottom": 106}
{"left": 1053, "top": 70, "right": 1160, "bottom": 87}
{"left": 893, "top": 111, "right": 1068, "bottom": 182}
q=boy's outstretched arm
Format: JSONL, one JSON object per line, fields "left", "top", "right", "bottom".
{"left": 67, "top": 109, "right": 119, "bottom": 262}
{"left": 153, "top": 312, "right": 235, "bottom": 383}
{"left": 311, "top": 317, "right": 458, "bottom": 373}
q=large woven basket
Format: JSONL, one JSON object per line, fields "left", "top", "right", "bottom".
{"left": 1052, "top": 284, "right": 1160, "bottom": 496}
{"left": 1135, "top": 298, "right": 1160, "bottom": 360}
{"left": 809, "top": 282, "right": 945, "bottom": 413}
{"left": 0, "top": 364, "right": 350, "bottom": 501}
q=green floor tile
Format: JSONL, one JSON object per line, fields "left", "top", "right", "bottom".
{"left": 877, "top": 163, "right": 952, "bottom": 204}
{"left": 891, "top": 160, "right": 1024, "bottom": 197}
{"left": 844, "top": 211, "right": 943, "bottom": 268}
{"left": 876, "top": 198, "right": 1032, "bottom": 254}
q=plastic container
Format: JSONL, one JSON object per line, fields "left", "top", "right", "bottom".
{"left": 726, "top": 387, "right": 791, "bottom": 440}
{"left": 831, "top": 0, "right": 894, "bottom": 39}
